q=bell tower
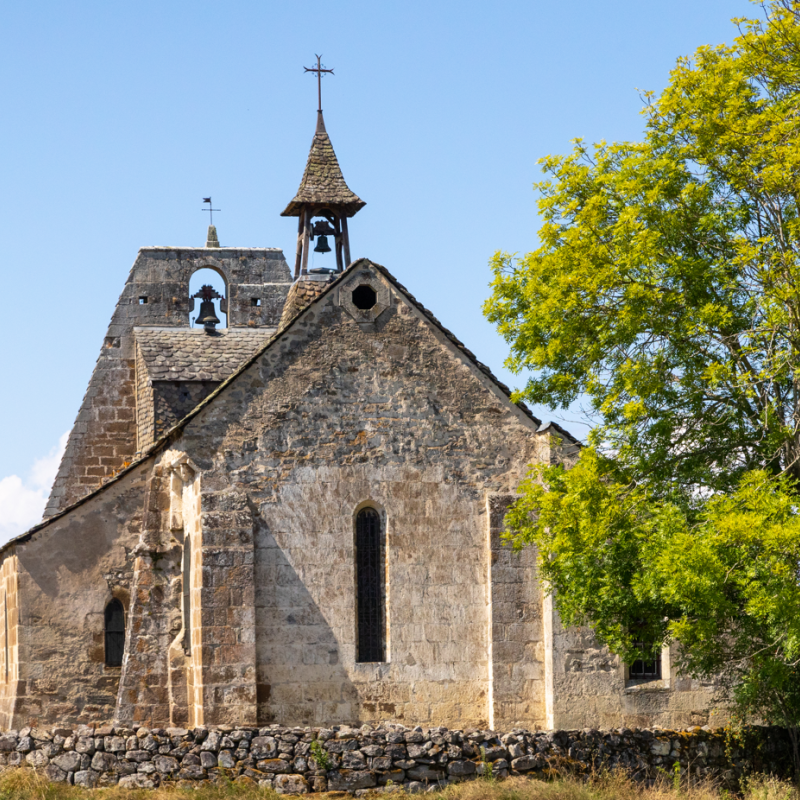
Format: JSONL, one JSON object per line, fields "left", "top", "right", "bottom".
{"left": 281, "top": 56, "right": 365, "bottom": 277}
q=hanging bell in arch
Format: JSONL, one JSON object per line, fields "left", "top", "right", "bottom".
{"left": 313, "top": 234, "right": 332, "bottom": 254}
{"left": 196, "top": 299, "right": 220, "bottom": 330}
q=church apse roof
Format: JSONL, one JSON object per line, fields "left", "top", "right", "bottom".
{"left": 134, "top": 327, "right": 275, "bottom": 383}
{"left": 281, "top": 112, "right": 365, "bottom": 217}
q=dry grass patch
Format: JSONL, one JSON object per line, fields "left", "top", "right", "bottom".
{"left": 424, "top": 774, "right": 798, "bottom": 800}
{"left": 0, "top": 768, "right": 279, "bottom": 800}
{"left": 0, "top": 771, "right": 797, "bottom": 800}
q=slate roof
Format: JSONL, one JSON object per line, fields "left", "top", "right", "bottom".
{"left": 134, "top": 327, "right": 275, "bottom": 382}
{"left": 278, "top": 275, "right": 334, "bottom": 329}
{"left": 281, "top": 112, "right": 366, "bottom": 217}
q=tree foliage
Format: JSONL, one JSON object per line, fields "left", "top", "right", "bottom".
{"left": 505, "top": 454, "right": 800, "bottom": 735}
{"left": 485, "top": 0, "right": 800, "bottom": 766}
{"left": 486, "top": 1, "right": 800, "bottom": 497}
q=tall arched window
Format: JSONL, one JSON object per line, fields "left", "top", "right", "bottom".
{"left": 104, "top": 599, "right": 125, "bottom": 667}
{"left": 183, "top": 535, "right": 192, "bottom": 653}
{"left": 356, "top": 508, "right": 385, "bottom": 663}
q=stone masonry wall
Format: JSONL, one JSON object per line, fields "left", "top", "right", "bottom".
{"left": 0, "top": 723, "right": 792, "bottom": 793}
{"left": 46, "top": 248, "right": 292, "bottom": 518}
{"left": 152, "top": 381, "right": 221, "bottom": 441}
{"left": 170, "top": 262, "right": 558, "bottom": 729}
{"left": 549, "top": 619, "right": 726, "bottom": 731}
{"left": 488, "top": 495, "right": 544, "bottom": 729}
{"left": 9, "top": 465, "right": 148, "bottom": 729}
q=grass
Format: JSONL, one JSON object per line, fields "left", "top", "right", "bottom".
{"left": 0, "top": 770, "right": 277, "bottom": 800}
{"left": 426, "top": 774, "right": 799, "bottom": 800}
{"left": 0, "top": 770, "right": 797, "bottom": 800}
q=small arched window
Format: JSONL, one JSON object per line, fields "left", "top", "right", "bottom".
{"left": 104, "top": 599, "right": 125, "bottom": 667}
{"left": 356, "top": 508, "right": 385, "bottom": 663}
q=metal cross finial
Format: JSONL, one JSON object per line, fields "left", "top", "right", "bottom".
{"left": 304, "top": 55, "right": 334, "bottom": 113}
{"left": 202, "top": 197, "right": 220, "bottom": 226}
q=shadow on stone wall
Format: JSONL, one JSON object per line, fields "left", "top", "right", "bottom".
{"left": 254, "top": 519, "right": 359, "bottom": 726}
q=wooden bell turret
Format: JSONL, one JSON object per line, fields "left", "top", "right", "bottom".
{"left": 281, "top": 110, "right": 365, "bottom": 278}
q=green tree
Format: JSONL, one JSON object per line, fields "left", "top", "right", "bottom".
{"left": 485, "top": 0, "right": 800, "bottom": 772}
{"left": 506, "top": 454, "right": 800, "bottom": 767}
{"left": 487, "top": 1, "right": 800, "bottom": 496}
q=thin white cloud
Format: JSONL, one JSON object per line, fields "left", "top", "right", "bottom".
{"left": 0, "top": 433, "right": 68, "bottom": 545}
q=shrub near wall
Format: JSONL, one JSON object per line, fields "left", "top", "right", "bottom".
{"left": 0, "top": 724, "right": 793, "bottom": 793}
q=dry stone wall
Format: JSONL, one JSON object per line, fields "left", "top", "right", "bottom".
{"left": 0, "top": 724, "right": 792, "bottom": 793}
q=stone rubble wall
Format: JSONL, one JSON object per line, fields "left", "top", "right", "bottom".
{"left": 0, "top": 723, "right": 792, "bottom": 794}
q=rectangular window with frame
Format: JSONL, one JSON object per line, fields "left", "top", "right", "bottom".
{"left": 629, "top": 640, "right": 662, "bottom": 680}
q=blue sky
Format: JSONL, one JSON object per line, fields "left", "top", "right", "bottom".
{"left": 0, "top": 0, "right": 755, "bottom": 538}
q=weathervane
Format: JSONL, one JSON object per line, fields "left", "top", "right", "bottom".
{"left": 202, "top": 197, "right": 220, "bottom": 226}
{"left": 304, "top": 54, "right": 334, "bottom": 113}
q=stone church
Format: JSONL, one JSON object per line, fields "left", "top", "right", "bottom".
{"left": 0, "top": 109, "right": 723, "bottom": 734}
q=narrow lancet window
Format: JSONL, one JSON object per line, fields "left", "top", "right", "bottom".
{"left": 104, "top": 599, "right": 125, "bottom": 667}
{"left": 183, "top": 536, "right": 192, "bottom": 652}
{"left": 356, "top": 508, "right": 385, "bottom": 662}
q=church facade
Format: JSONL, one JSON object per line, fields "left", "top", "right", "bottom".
{"left": 0, "top": 111, "right": 724, "bottom": 733}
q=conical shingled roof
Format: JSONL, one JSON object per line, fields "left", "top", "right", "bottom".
{"left": 281, "top": 112, "right": 365, "bottom": 217}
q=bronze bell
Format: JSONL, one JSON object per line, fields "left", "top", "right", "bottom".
{"left": 196, "top": 299, "right": 220, "bottom": 329}
{"left": 313, "top": 234, "right": 332, "bottom": 254}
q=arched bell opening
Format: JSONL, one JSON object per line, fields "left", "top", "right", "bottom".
{"left": 188, "top": 267, "right": 228, "bottom": 329}
{"left": 307, "top": 208, "right": 344, "bottom": 275}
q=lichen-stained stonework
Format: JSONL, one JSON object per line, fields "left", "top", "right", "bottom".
{"left": 45, "top": 247, "right": 292, "bottom": 518}
{"left": 3, "top": 252, "right": 727, "bottom": 732}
